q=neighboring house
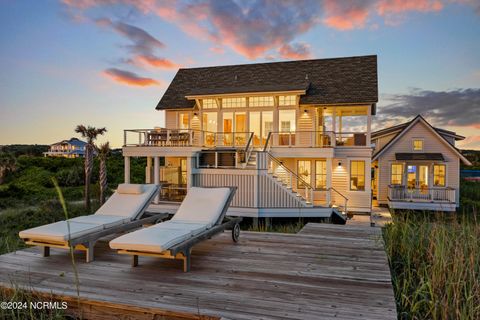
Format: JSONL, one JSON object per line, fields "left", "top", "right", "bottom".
{"left": 43, "top": 138, "right": 87, "bottom": 158}
{"left": 123, "top": 55, "right": 378, "bottom": 219}
{"left": 372, "top": 115, "right": 471, "bottom": 211}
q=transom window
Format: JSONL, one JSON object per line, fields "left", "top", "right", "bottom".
{"left": 390, "top": 163, "right": 403, "bottom": 185}
{"left": 222, "top": 97, "right": 246, "bottom": 108}
{"left": 413, "top": 139, "right": 423, "bottom": 151}
{"left": 279, "top": 95, "right": 296, "bottom": 106}
{"left": 315, "top": 160, "right": 327, "bottom": 189}
{"left": 350, "top": 160, "right": 365, "bottom": 191}
{"left": 433, "top": 164, "right": 446, "bottom": 186}
{"left": 249, "top": 96, "right": 274, "bottom": 107}
{"left": 202, "top": 98, "right": 217, "bottom": 109}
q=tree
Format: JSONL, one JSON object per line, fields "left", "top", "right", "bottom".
{"left": 97, "top": 142, "right": 110, "bottom": 205}
{"left": 75, "top": 125, "right": 107, "bottom": 212}
{"left": 0, "top": 153, "right": 16, "bottom": 184}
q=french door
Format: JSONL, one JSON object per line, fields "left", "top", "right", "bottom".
{"left": 407, "top": 165, "right": 429, "bottom": 189}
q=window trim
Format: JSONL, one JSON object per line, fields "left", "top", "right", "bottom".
{"left": 412, "top": 138, "right": 424, "bottom": 152}
{"left": 433, "top": 163, "right": 447, "bottom": 187}
{"left": 390, "top": 163, "right": 404, "bottom": 186}
{"left": 349, "top": 160, "right": 366, "bottom": 192}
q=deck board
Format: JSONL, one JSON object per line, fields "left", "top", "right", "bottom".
{"left": 0, "top": 223, "right": 396, "bottom": 319}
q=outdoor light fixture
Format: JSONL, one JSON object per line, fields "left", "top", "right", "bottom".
{"left": 338, "top": 161, "right": 342, "bottom": 167}
{"left": 193, "top": 112, "right": 198, "bottom": 116}
{"left": 304, "top": 109, "right": 308, "bottom": 114}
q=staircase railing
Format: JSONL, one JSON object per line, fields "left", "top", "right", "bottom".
{"left": 263, "top": 132, "right": 273, "bottom": 152}
{"left": 265, "top": 152, "right": 314, "bottom": 204}
{"left": 329, "top": 187, "right": 348, "bottom": 214}
{"left": 241, "top": 132, "right": 254, "bottom": 166}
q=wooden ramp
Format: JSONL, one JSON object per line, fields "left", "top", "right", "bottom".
{"left": 0, "top": 224, "right": 396, "bottom": 319}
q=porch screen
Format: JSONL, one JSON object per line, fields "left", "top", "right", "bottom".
{"left": 390, "top": 164, "right": 403, "bottom": 185}
{"left": 434, "top": 164, "right": 446, "bottom": 186}
{"left": 350, "top": 160, "right": 365, "bottom": 191}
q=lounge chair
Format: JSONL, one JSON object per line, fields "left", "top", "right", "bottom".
{"left": 19, "top": 184, "right": 166, "bottom": 262}
{"left": 109, "top": 187, "right": 241, "bottom": 272}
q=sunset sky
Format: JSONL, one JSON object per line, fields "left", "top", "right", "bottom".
{"left": 1, "top": 0, "right": 479, "bottom": 149}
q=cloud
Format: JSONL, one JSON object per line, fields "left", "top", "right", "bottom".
{"left": 95, "top": 18, "right": 164, "bottom": 55}
{"left": 133, "top": 54, "right": 180, "bottom": 69}
{"left": 457, "top": 135, "right": 480, "bottom": 149}
{"left": 323, "top": 0, "right": 373, "bottom": 30}
{"left": 62, "top": 0, "right": 480, "bottom": 60}
{"left": 278, "top": 43, "right": 312, "bottom": 59}
{"left": 102, "top": 68, "right": 160, "bottom": 86}
{"left": 378, "top": 88, "right": 480, "bottom": 128}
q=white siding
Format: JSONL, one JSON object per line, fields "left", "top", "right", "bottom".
{"left": 377, "top": 120, "right": 461, "bottom": 205}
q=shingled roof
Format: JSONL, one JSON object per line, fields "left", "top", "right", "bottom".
{"left": 156, "top": 55, "right": 378, "bottom": 110}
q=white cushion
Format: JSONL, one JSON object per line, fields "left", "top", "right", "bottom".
{"left": 171, "top": 187, "right": 231, "bottom": 227}
{"left": 109, "top": 227, "right": 191, "bottom": 253}
{"left": 117, "top": 183, "right": 144, "bottom": 194}
{"left": 19, "top": 221, "right": 103, "bottom": 243}
{"left": 95, "top": 184, "right": 157, "bottom": 219}
{"left": 152, "top": 220, "right": 209, "bottom": 236}
{"left": 69, "top": 215, "right": 129, "bottom": 229}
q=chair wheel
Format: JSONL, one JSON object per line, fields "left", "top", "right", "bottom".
{"left": 232, "top": 223, "right": 240, "bottom": 242}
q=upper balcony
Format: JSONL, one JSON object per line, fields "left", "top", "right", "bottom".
{"left": 124, "top": 128, "right": 368, "bottom": 149}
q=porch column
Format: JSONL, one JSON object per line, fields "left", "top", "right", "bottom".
{"left": 186, "top": 156, "right": 193, "bottom": 189}
{"left": 146, "top": 156, "right": 152, "bottom": 183}
{"left": 367, "top": 105, "right": 372, "bottom": 146}
{"left": 154, "top": 156, "right": 160, "bottom": 204}
{"left": 124, "top": 156, "right": 130, "bottom": 184}
{"left": 326, "top": 158, "right": 332, "bottom": 206}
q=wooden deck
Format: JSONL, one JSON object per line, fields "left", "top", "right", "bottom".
{"left": 0, "top": 223, "right": 396, "bottom": 319}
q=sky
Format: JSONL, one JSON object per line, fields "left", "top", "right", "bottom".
{"left": 0, "top": 0, "right": 479, "bottom": 149}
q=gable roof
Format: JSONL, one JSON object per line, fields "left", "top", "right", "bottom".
{"left": 156, "top": 55, "right": 378, "bottom": 110}
{"left": 372, "top": 122, "right": 465, "bottom": 141}
{"left": 51, "top": 138, "right": 87, "bottom": 147}
{"left": 372, "top": 115, "right": 471, "bottom": 165}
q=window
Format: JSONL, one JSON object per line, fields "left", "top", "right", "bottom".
{"left": 315, "top": 160, "right": 327, "bottom": 189}
{"left": 279, "top": 95, "right": 296, "bottom": 106}
{"left": 434, "top": 164, "right": 446, "bottom": 187}
{"left": 179, "top": 113, "right": 189, "bottom": 129}
{"left": 249, "top": 96, "right": 274, "bottom": 107}
{"left": 350, "top": 160, "right": 365, "bottom": 191}
{"left": 180, "top": 158, "right": 187, "bottom": 184}
{"left": 297, "top": 160, "right": 311, "bottom": 188}
{"left": 222, "top": 97, "right": 246, "bottom": 108}
{"left": 202, "top": 112, "right": 217, "bottom": 132}
{"left": 278, "top": 109, "right": 296, "bottom": 132}
{"left": 390, "top": 163, "right": 403, "bottom": 185}
{"left": 413, "top": 139, "right": 423, "bottom": 151}
{"left": 202, "top": 98, "right": 217, "bottom": 109}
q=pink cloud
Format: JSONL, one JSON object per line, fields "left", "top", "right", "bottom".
{"left": 457, "top": 135, "right": 480, "bottom": 150}
{"left": 134, "top": 55, "right": 180, "bottom": 69}
{"left": 278, "top": 43, "right": 312, "bottom": 59}
{"left": 376, "top": 0, "right": 443, "bottom": 15}
{"left": 323, "top": 0, "right": 372, "bottom": 30}
{"left": 102, "top": 68, "right": 160, "bottom": 87}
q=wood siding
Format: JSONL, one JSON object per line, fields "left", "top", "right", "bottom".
{"left": 377, "top": 120, "right": 460, "bottom": 205}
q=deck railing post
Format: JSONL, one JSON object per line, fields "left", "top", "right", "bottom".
{"left": 124, "top": 130, "right": 127, "bottom": 146}
{"left": 215, "top": 152, "right": 218, "bottom": 168}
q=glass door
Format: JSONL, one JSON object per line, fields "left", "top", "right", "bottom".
{"left": 407, "top": 165, "right": 429, "bottom": 189}
{"left": 249, "top": 112, "right": 261, "bottom": 147}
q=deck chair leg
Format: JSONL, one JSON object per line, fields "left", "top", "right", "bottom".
{"left": 42, "top": 246, "right": 50, "bottom": 257}
{"left": 132, "top": 255, "right": 138, "bottom": 267}
{"left": 86, "top": 243, "right": 95, "bottom": 263}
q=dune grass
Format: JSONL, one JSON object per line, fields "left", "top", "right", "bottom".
{"left": 384, "top": 211, "right": 480, "bottom": 319}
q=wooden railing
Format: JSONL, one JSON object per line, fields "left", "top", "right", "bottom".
{"left": 388, "top": 185, "right": 456, "bottom": 203}
{"left": 263, "top": 131, "right": 335, "bottom": 149}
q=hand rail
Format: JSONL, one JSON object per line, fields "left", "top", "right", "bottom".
{"left": 263, "top": 132, "right": 273, "bottom": 152}
{"left": 243, "top": 132, "right": 254, "bottom": 165}
{"left": 262, "top": 131, "right": 335, "bottom": 149}
{"left": 328, "top": 187, "right": 348, "bottom": 213}
{"left": 266, "top": 151, "right": 314, "bottom": 203}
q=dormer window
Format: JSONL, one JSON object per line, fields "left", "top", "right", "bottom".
{"left": 413, "top": 139, "right": 423, "bottom": 151}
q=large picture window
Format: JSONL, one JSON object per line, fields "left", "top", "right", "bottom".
{"left": 315, "top": 160, "right": 327, "bottom": 189}
{"left": 350, "top": 160, "right": 365, "bottom": 191}
{"left": 390, "top": 163, "right": 403, "bottom": 185}
{"left": 297, "top": 160, "right": 311, "bottom": 188}
{"left": 433, "top": 164, "right": 446, "bottom": 187}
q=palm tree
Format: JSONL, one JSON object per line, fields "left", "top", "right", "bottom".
{"left": 75, "top": 125, "right": 107, "bottom": 212}
{"left": 97, "top": 142, "right": 110, "bottom": 205}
